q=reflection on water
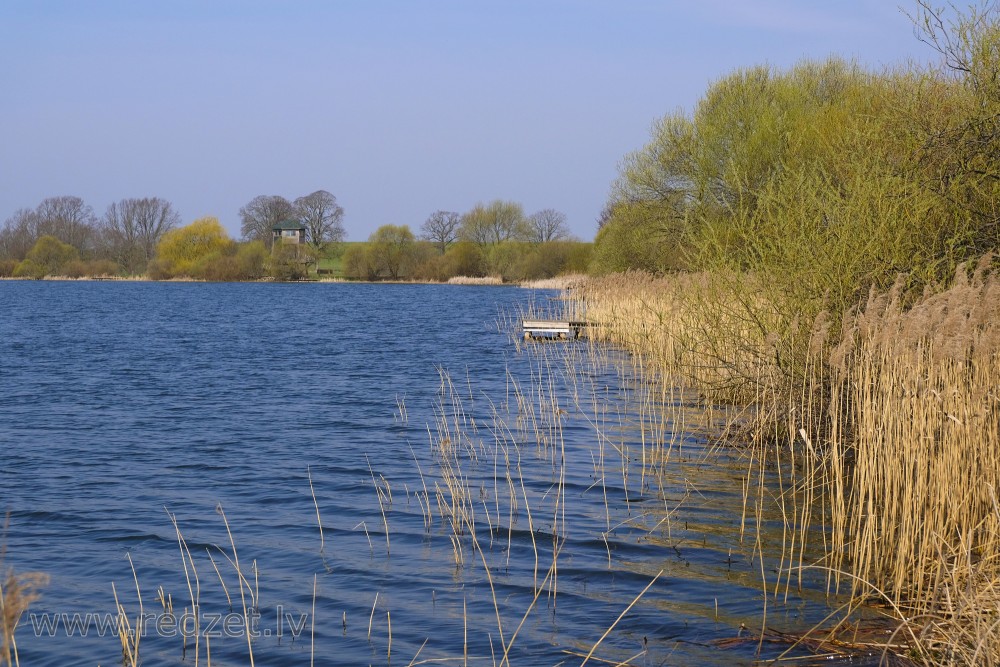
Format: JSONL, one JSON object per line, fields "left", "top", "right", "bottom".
{"left": 1, "top": 281, "right": 836, "bottom": 666}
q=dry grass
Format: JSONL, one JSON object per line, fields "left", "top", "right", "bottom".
{"left": 446, "top": 275, "right": 504, "bottom": 286}
{"left": 566, "top": 259, "right": 1000, "bottom": 665}
{"left": 811, "top": 261, "right": 1000, "bottom": 664}
{"left": 576, "top": 270, "right": 803, "bottom": 409}
{"left": 518, "top": 274, "right": 590, "bottom": 290}
{"left": 0, "top": 565, "right": 48, "bottom": 667}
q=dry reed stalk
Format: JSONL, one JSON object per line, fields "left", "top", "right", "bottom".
{"left": 125, "top": 553, "right": 144, "bottom": 664}
{"left": 310, "top": 573, "right": 317, "bottom": 667}
{"left": 111, "top": 581, "right": 139, "bottom": 667}
{"left": 406, "top": 638, "right": 430, "bottom": 667}
{"left": 572, "top": 262, "right": 1000, "bottom": 664}
{"left": 206, "top": 549, "right": 232, "bottom": 611}
{"left": 167, "top": 510, "right": 201, "bottom": 665}
{"left": 216, "top": 503, "right": 254, "bottom": 667}
{"left": 578, "top": 570, "right": 663, "bottom": 667}
{"left": 818, "top": 266, "right": 1000, "bottom": 612}
{"left": 396, "top": 393, "right": 408, "bottom": 424}
{"left": 518, "top": 273, "right": 589, "bottom": 290}
{"left": 0, "top": 566, "right": 47, "bottom": 667}
{"left": 496, "top": 551, "right": 562, "bottom": 667}
{"left": 366, "top": 455, "right": 392, "bottom": 556}
{"left": 408, "top": 444, "right": 434, "bottom": 531}
{"left": 307, "top": 465, "right": 325, "bottom": 551}
{"left": 368, "top": 591, "right": 378, "bottom": 642}
{"left": 354, "top": 521, "right": 374, "bottom": 554}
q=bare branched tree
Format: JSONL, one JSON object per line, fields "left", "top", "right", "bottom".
{"left": 419, "top": 210, "right": 461, "bottom": 254}
{"left": 0, "top": 196, "right": 98, "bottom": 260}
{"left": 908, "top": 0, "right": 1000, "bottom": 243}
{"left": 102, "top": 197, "right": 180, "bottom": 274}
{"left": 239, "top": 195, "right": 295, "bottom": 248}
{"left": 35, "top": 196, "right": 97, "bottom": 251}
{"left": 0, "top": 209, "right": 41, "bottom": 260}
{"left": 294, "top": 190, "right": 345, "bottom": 249}
{"left": 525, "top": 208, "right": 570, "bottom": 243}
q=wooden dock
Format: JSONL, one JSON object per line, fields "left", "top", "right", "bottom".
{"left": 521, "top": 319, "right": 588, "bottom": 340}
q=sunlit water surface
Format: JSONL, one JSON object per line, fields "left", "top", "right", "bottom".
{"left": 1, "top": 282, "right": 836, "bottom": 666}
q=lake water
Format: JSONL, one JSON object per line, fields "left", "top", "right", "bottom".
{"left": 0, "top": 281, "right": 838, "bottom": 666}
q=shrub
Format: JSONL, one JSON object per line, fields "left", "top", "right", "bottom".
{"left": 13, "top": 235, "right": 79, "bottom": 278}
{"left": 61, "top": 259, "right": 119, "bottom": 278}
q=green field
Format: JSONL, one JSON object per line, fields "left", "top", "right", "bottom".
{"left": 313, "top": 241, "right": 366, "bottom": 279}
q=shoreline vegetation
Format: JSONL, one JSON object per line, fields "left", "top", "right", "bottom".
{"left": 0, "top": 272, "right": 588, "bottom": 289}
{"left": 0, "top": 204, "right": 593, "bottom": 284}
{"left": 5, "top": 2, "right": 1000, "bottom": 664}
{"left": 567, "top": 265, "right": 999, "bottom": 665}
{"left": 0, "top": 240, "right": 593, "bottom": 285}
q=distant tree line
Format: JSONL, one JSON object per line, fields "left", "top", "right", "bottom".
{"left": 0, "top": 190, "right": 348, "bottom": 280}
{"left": 0, "top": 196, "right": 181, "bottom": 278}
{"left": 342, "top": 200, "right": 591, "bottom": 282}
{"left": 0, "top": 191, "right": 591, "bottom": 282}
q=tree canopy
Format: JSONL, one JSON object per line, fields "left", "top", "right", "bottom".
{"left": 239, "top": 195, "right": 295, "bottom": 247}
{"left": 13, "top": 235, "right": 79, "bottom": 279}
{"left": 294, "top": 190, "right": 345, "bottom": 249}
{"left": 153, "top": 217, "right": 232, "bottom": 276}
{"left": 420, "top": 210, "right": 461, "bottom": 254}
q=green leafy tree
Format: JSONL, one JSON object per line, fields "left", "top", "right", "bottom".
{"left": 591, "top": 205, "right": 678, "bottom": 275}
{"left": 151, "top": 217, "right": 233, "bottom": 278}
{"left": 368, "top": 224, "right": 417, "bottom": 280}
{"left": 459, "top": 200, "right": 527, "bottom": 246}
{"left": 14, "top": 235, "right": 79, "bottom": 278}
{"left": 267, "top": 243, "right": 317, "bottom": 281}
{"left": 342, "top": 244, "right": 380, "bottom": 281}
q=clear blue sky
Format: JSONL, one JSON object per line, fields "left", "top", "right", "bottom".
{"left": 0, "top": 1, "right": 934, "bottom": 241}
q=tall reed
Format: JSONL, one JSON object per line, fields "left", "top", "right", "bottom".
{"left": 0, "top": 565, "right": 47, "bottom": 667}
{"left": 569, "top": 259, "right": 1000, "bottom": 664}
{"left": 820, "top": 263, "right": 1000, "bottom": 610}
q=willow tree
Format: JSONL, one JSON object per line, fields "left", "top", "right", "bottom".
{"left": 13, "top": 235, "right": 79, "bottom": 278}
{"left": 459, "top": 200, "right": 527, "bottom": 246}
{"left": 152, "top": 217, "right": 233, "bottom": 278}
{"left": 368, "top": 224, "right": 418, "bottom": 280}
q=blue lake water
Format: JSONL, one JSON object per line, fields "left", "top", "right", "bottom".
{"left": 0, "top": 281, "right": 836, "bottom": 666}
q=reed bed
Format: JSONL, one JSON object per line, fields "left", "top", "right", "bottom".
{"left": 446, "top": 275, "right": 505, "bottom": 286}
{"left": 568, "top": 261, "right": 1000, "bottom": 665}
{"left": 575, "top": 270, "right": 803, "bottom": 411}
{"left": 0, "top": 564, "right": 48, "bottom": 667}
{"left": 818, "top": 264, "right": 1000, "bottom": 648}
{"left": 518, "top": 274, "right": 589, "bottom": 290}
